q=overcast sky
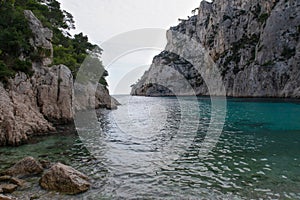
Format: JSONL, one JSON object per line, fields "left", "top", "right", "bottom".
{"left": 58, "top": 0, "right": 204, "bottom": 94}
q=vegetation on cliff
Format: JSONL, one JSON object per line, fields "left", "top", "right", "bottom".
{"left": 0, "top": 0, "right": 107, "bottom": 85}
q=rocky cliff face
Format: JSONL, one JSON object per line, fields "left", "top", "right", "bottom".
{"left": 0, "top": 10, "right": 118, "bottom": 146}
{"left": 131, "top": 0, "right": 300, "bottom": 97}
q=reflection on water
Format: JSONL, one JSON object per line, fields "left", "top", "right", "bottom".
{"left": 0, "top": 96, "right": 300, "bottom": 199}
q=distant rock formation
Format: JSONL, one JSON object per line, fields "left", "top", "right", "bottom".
{"left": 0, "top": 10, "right": 118, "bottom": 146}
{"left": 131, "top": 0, "right": 300, "bottom": 98}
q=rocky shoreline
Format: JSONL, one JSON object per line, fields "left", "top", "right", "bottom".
{"left": 0, "top": 10, "right": 119, "bottom": 147}
{"left": 0, "top": 157, "right": 91, "bottom": 200}
{"left": 0, "top": 6, "right": 117, "bottom": 199}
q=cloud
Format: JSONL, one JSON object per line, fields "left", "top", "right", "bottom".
{"left": 58, "top": 0, "right": 201, "bottom": 94}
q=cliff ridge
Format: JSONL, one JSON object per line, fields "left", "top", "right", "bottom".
{"left": 131, "top": 0, "right": 300, "bottom": 98}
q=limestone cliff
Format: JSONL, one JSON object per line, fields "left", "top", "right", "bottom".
{"left": 0, "top": 10, "right": 118, "bottom": 146}
{"left": 131, "top": 0, "right": 300, "bottom": 97}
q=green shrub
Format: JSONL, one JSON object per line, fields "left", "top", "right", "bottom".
{"left": 0, "top": 60, "right": 15, "bottom": 81}
{"left": 13, "top": 59, "right": 33, "bottom": 75}
{"left": 281, "top": 46, "right": 296, "bottom": 59}
{"left": 0, "top": 0, "right": 107, "bottom": 86}
{"left": 262, "top": 60, "right": 275, "bottom": 66}
{"left": 223, "top": 15, "right": 231, "bottom": 22}
{"left": 258, "top": 13, "right": 269, "bottom": 23}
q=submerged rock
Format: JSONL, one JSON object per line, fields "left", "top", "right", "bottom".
{"left": 39, "top": 160, "right": 52, "bottom": 170}
{"left": 0, "top": 177, "right": 10, "bottom": 182}
{"left": 0, "top": 184, "right": 17, "bottom": 194}
{"left": 9, "top": 178, "right": 25, "bottom": 187}
{"left": 39, "top": 163, "right": 90, "bottom": 195}
{"left": 0, "top": 194, "right": 16, "bottom": 200}
{"left": 4, "top": 157, "right": 43, "bottom": 178}
{"left": 0, "top": 158, "right": 90, "bottom": 196}
{"left": 0, "top": 176, "right": 25, "bottom": 188}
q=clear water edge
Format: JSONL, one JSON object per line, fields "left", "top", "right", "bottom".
{"left": 0, "top": 96, "right": 299, "bottom": 199}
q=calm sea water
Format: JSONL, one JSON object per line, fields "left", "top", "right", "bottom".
{"left": 0, "top": 96, "right": 300, "bottom": 199}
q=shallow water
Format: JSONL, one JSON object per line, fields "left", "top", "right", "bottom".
{"left": 0, "top": 96, "right": 300, "bottom": 199}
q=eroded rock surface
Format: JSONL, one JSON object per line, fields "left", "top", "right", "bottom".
{"left": 4, "top": 157, "right": 43, "bottom": 178}
{"left": 74, "top": 83, "right": 120, "bottom": 111}
{"left": 0, "top": 157, "right": 90, "bottom": 197}
{"left": 39, "top": 163, "right": 90, "bottom": 195}
{"left": 0, "top": 184, "right": 17, "bottom": 194}
{"left": 0, "top": 10, "right": 118, "bottom": 146}
{"left": 0, "top": 194, "right": 16, "bottom": 200}
{"left": 131, "top": 0, "right": 300, "bottom": 98}
{"left": 24, "top": 10, "right": 53, "bottom": 66}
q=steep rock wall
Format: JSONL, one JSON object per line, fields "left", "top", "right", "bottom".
{"left": 0, "top": 11, "right": 118, "bottom": 146}
{"left": 131, "top": 0, "right": 300, "bottom": 98}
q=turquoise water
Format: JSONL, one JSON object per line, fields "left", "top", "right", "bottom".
{"left": 0, "top": 96, "right": 300, "bottom": 199}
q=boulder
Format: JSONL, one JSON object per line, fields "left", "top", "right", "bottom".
{"left": 39, "top": 160, "right": 52, "bottom": 169}
{"left": 0, "top": 177, "right": 11, "bottom": 182}
{"left": 0, "top": 194, "right": 16, "bottom": 200}
{"left": 0, "top": 184, "right": 17, "bottom": 194}
{"left": 9, "top": 178, "right": 25, "bottom": 187}
{"left": 39, "top": 163, "right": 90, "bottom": 194}
{"left": 4, "top": 157, "right": 43, "bottom": 178}
{"left": 0, "top": 176, "right": 25, "bottom": 187}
